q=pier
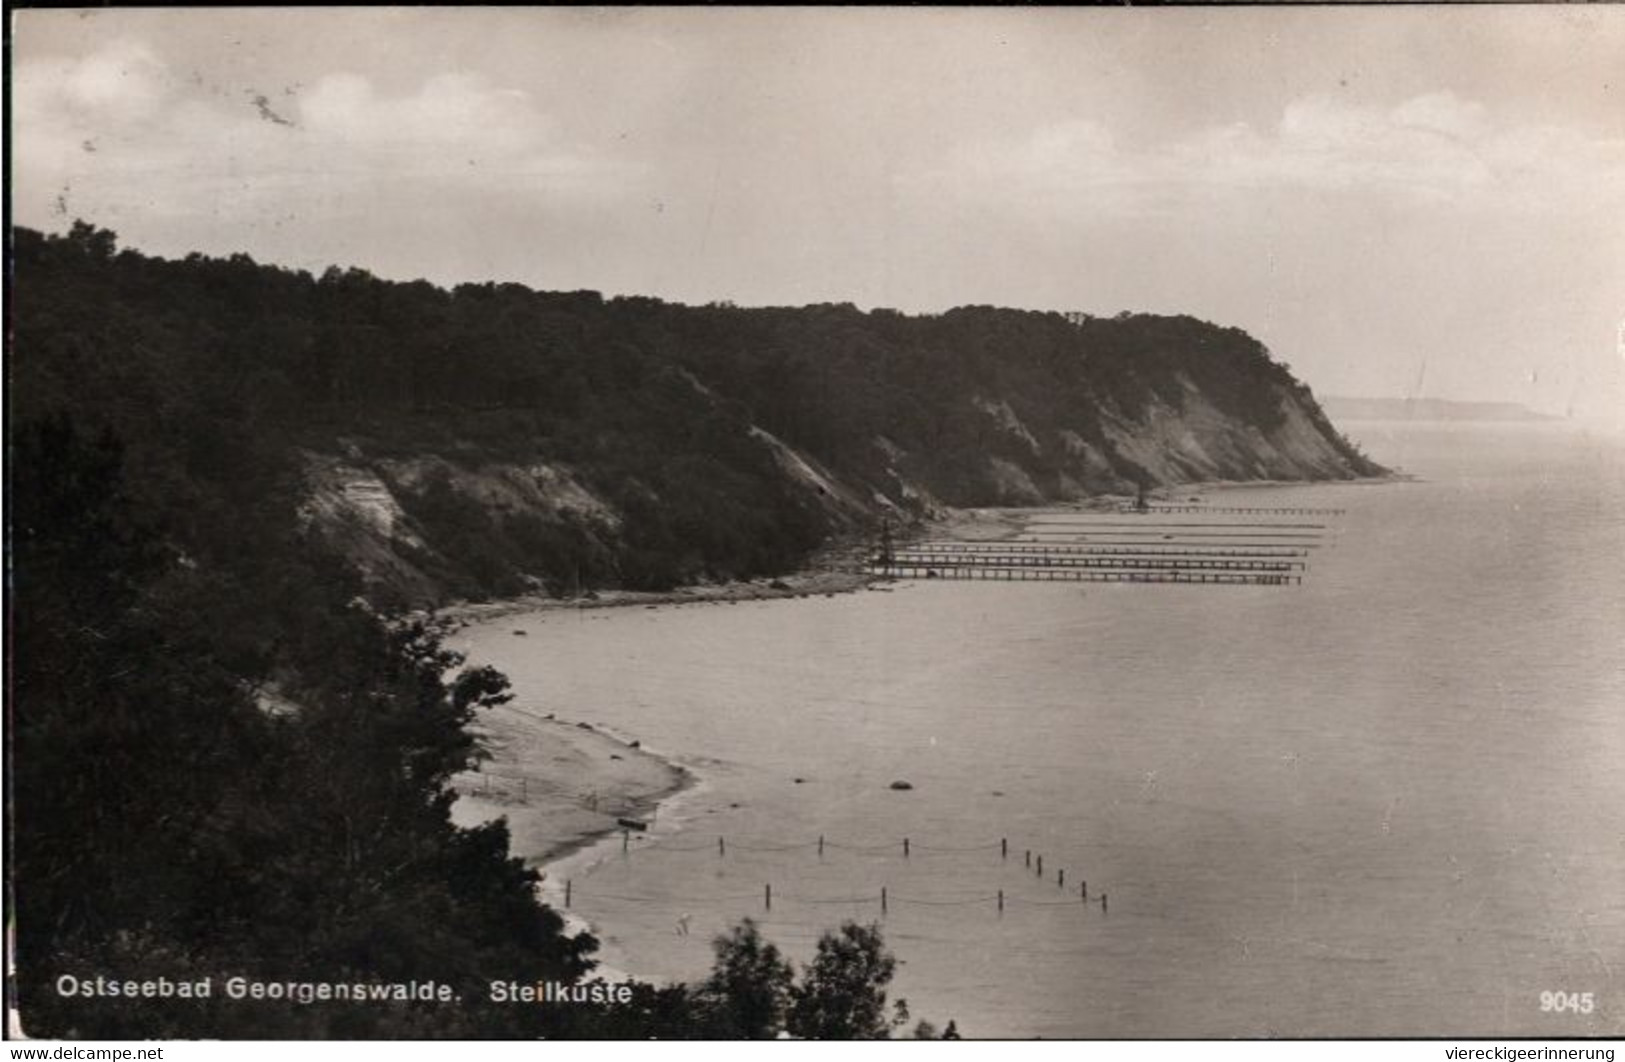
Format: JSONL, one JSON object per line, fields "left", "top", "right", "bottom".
{"left": 887, "top": 552, "right": 1305, "bottom": 573}
{"left": 866, "top": 562, "right": 1301, "bottom": 586}
{"left": 869, "top": 500, "right": 1347, "bottom": 587}
{"left": 901, "top": 542, "right": 1309, "bottom": 560}
{"left": 1118, "top": 504, "right": 1345, "bottom": 516}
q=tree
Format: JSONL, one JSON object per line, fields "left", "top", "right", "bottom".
{"left": 66, "top": 218, "right": 117, "bottom": 261}
{"left": 787, "top": 921, "right": 908, "bottom": 1040}
{"left": 697, "top": 918, "right": 795, "bottom": 1038}
{"left": 911, "top": 1017, "right": 963, "bottom": 1039}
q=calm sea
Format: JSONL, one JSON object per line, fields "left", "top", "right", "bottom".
{"left": 453, "top": 421, "right": 1624, "bottom": 1038}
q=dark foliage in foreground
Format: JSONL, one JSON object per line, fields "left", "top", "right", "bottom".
{"left": 8, "top": 415, "right": 597, "bottom": 1037}
{"left": 573, "top": 919, "right": 945, "bottom": 1040}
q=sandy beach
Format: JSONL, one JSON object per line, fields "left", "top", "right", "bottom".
{"left": 434, "top": 543, "right": 881, "bottom": 630}
{"left": 439, "top": 567, "right": 876, "bottom": 629}
{"left": 449, "top": 702, "right": 692, "bottom": 869}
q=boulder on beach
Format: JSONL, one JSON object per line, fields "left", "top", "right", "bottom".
{"left": 768, "top": 579, "right": 792, "bottom": 591}
{"left": 513, "top": 629, "right": 527, "bottom": 636}
{"left": 889, "top": 780, "right": 914, "bottom": 791}
{"left": 628, "top": 739, "right": 641, "bottom": 749}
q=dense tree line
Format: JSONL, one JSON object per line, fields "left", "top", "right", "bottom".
{"left": 574, "top": 919, "right": 957, "bottom": 1040}
{"left": 10, "top": 223, "right": 1376, "bottom": 602}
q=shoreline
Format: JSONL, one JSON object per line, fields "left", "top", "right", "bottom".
{"left": 444, "top": 471, "right": 1398, "bottom": 963}
{"left": 923, "top": 471, "right": 1403, "bottom": 534}
{"left": 448, "top": 704, "right": 696, "bottom": 870}
{"left": 434, "top": 472, "right": 1402, "bottom": 626}
{"left": 434, "top": 553, "right": 880, "bottom": 629}
{"left": 447, "top": 705, "right": 696, "bottom": 984}
{"left": 445, "top": 471, "right": 1397, "bottom": 862}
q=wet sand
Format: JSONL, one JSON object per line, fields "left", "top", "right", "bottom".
{"left": 449, "top": 702, "right": 692, "bottom": 868}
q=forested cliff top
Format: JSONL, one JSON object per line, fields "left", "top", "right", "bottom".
{"left": 10, "top": 223, "right": 1381, "bottom": 606}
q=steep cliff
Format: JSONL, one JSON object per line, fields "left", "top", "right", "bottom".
{"left": 11, "top": 225, "right": 1382, "bottom": 608}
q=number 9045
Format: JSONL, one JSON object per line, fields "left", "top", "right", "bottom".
{"left": 1540, "top": 991, "right": 1595, "bottom": 1014}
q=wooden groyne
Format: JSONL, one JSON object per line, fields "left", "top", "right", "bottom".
{"left": 888, "top": 552, "right": 1305, "bottom": 572}
{"left": 1118, "top": 504, "right": 1346, "bottom": 516}
{"left": 866, "top": 562, "right": 1300, "bottom": 586}
{"left": 866, "top": 500, "right": 1347, "bottom": 587}
{"left": 1022, "top": 529, "right": 1324, "bottom": 540}
{"left": 1018, "top": 536, "right": 1325, "bottom": 549}
{"left": 902, "top": 542, "right": 1310, "bottom": 560}
{"left": 1028, "top": 520, "right": 1328, "bottom": 530}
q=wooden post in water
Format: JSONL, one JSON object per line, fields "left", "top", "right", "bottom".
{"left": 881, "top": 887, "right": 888, "bottom": 915}
{"left": 904, "top": 838, "right": 910, "bottom": 859}
{"left": 719, "top": 836, "right": 726, "bottom": 857}
{"left": 1036, "top": 854, "right": 1043, "bottom": 877}
{"left": 765, "top": 883, "right": 772, "bottom": 912}
{"left": 1058, "top": 869, "right": 1064, "bottom": 888}
{"left": 565, "top": 880, "right": 572, "bottom": 908}
{"left": 1025, "top": 850, "right": 1031, "bottom": 868}
{"left": 997, "top": 889, "right": 1004, "bottom": 913}
{"left": 1001, "top": 838, "right": 1008, "bottom": 860}
{"left": 1081, "top": 880, "right": 1087, "bottom": 900}
{"left": 818, "top": 835, "right": 825, "bottom": 858}
{"left": 622, "top": 829, "right": 629, "bottom": 853}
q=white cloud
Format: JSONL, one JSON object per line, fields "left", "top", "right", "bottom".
{"left": 11, "top": 40, "right": 638, "bottom": 241}
{"left": 292, "top": 72, "right": 571, "bottom": 177}
{"left": 905, "top": 91, "right": 1625, "bottom": 216}
{"left": 1388, "top": 92, "right": 1490, "bottom": 140}
{"left": 19, "top": 39, "right": 171, "bottom": 121}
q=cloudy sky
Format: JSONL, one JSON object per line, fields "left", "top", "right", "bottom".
{"left": 11, "top": 7, "right": 1625, "bottom": 423}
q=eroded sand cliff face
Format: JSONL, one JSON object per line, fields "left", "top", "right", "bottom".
{"left": 299, "top": 370, "right": 1374, "bottom": 606}
{"left": 1094, "top": 377, "right": 1364, "bottom": 488}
